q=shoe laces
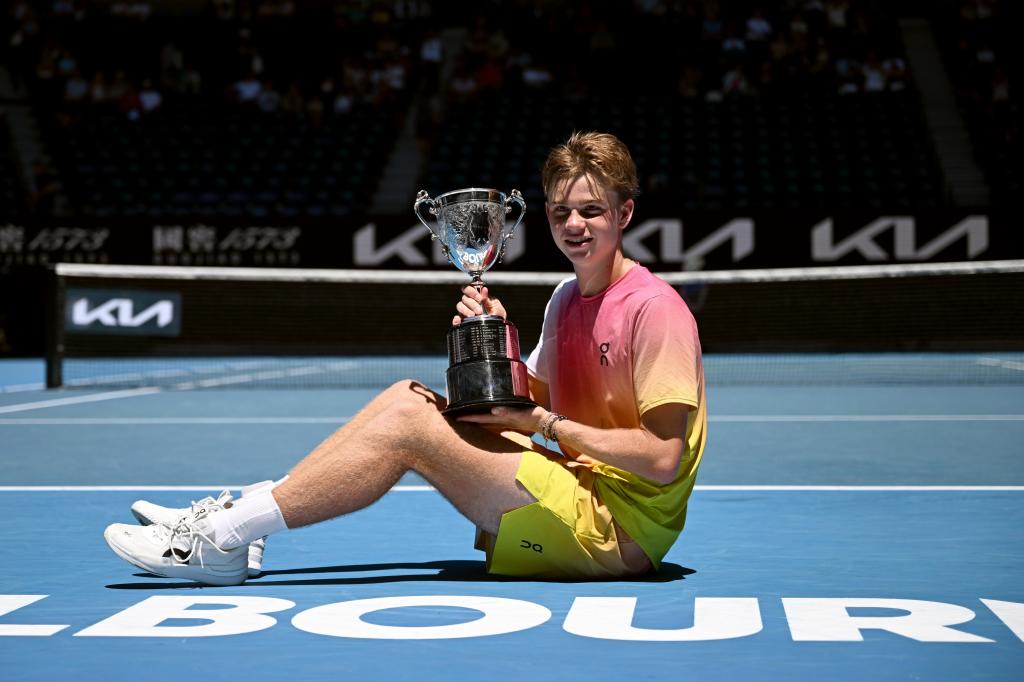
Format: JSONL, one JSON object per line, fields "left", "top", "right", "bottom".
{"left": 186, "top": 490, "right": 232, "bottom": 517}
{"left": 166, "top": 510, "right": 234, "bottom": 566}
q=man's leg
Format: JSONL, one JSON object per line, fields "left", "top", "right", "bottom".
{"left": 272, "top": 380, "right": 536, "bottom": 535}
{"left": 104, "top": 380, "right": 538, "bottom": 585}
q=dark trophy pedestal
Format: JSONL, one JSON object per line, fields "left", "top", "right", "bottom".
{"left": 443, "top": 315, "right": 534, "bottom": 415}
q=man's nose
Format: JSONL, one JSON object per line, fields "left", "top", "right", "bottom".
{"left": 566, "top": 210, "right": 586, "bottom": 228}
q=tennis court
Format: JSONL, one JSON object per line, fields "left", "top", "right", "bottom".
{"left": 2, "top": 344, "right": 1022, "bottom": 681}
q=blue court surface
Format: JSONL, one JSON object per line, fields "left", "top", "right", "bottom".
{"left": 1, "top": 356, "right": 1023, "bottom": 681}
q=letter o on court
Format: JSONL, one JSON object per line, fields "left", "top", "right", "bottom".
{"left": 292, "top": 595, "right": 551, "bottom": 639}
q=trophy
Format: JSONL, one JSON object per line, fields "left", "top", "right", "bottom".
{"left": 414, "top": 187, "right": 536, "bottom": 415}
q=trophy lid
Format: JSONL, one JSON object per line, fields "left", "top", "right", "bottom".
{"left": 432, "top": 187, "right": 507, "bottom": 205}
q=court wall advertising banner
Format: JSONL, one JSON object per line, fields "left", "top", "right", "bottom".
{"left": 1, "top": 211, "right": 1020, "bottom": 272}
{"left": 1, "top": 211, "right": 1021, "bottom": 355}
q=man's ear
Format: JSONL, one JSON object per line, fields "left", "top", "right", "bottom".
{"left": 618, "top": 198, "right": 635, "bottom": 230}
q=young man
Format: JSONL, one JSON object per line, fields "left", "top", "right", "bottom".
{"left": 104, "top": 131, "right": 707, "bottom": 584}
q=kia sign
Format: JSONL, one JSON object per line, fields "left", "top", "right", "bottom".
{"left": 66, "top": 288, "right": 181, "bottom": 336}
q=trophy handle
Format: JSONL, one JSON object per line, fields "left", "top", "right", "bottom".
{"left": 414, "top": 190, "right": 447, "bottom": 254}
{"left": 499, "top": 189, "right": 526, "bottom": 263}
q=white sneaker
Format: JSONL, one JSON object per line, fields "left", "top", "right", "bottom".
{"left": 247, "top": 537, "right": 266, "bottom": 577}
{"left": 131, "top": 490, "right": 232, "bottom": 526}
{"left": 131, "top": 491, "right": 265, "bottom": 577}
{"left": 104, "top": 511, "right": 247, "bottom": 586}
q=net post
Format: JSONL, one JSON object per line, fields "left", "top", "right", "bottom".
{"left": 44, "top": 264, "right": 66, "bottom": 388}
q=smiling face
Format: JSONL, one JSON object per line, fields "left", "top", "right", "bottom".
{"left": 545, "top": 174, "right": 635, "bottom": 286}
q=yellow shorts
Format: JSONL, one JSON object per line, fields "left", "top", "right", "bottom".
{"left": 475, "top": 436, "right": 648, "bottom": 580}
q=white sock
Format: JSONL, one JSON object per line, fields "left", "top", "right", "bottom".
{"left": 240, "top": 475, "right": 289, "bottom": 498}
{"left": 208, "top": 489, "right": 287, "bottom": 550}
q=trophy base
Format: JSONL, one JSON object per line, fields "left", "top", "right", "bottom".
{"left": 442, "top": 396, "right": 537, "bottom": 416}
{"left": 442, "top": 357, "right": 535, "bottom": 416}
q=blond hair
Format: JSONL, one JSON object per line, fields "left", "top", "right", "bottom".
{"left": 542, "top": 131, "right": 639, "bottom": 204}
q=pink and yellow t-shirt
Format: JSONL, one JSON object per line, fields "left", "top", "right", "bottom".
{"left": 525, "top": 264, "right": 707, "bottom": 566}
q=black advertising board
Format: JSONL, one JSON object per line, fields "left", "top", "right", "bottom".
{"left": 0, "top": 211, "right": 1020, "bottom": 272}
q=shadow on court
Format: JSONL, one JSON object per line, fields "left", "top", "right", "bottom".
{"left": 107, "top": 560, "right": 695, "bottom": 589}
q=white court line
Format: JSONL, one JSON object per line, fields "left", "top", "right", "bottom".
{"left": 0, "top": 485, "right": 1021, "bottom": 492}
{"left": 0, "top": 383, "right": 46, "bottom": 393}
{"left": 0, "top": 416, "right": 353, "bottom": 424}
{"left": 712, "top": 414, "right": 1024, "bottom": 422}
{"left": 0, "top": 485, "right": 436, "bottom": 492}
{"left": 0, "top": 387, "right": 163, "bottom": 414}
{"left": 2, "top": 414, "right": 1022, "bottom": 425}
{"left": 977, "top": 357, "right": 1024, "bottom": 372}
{"left": 695, "top": 485, "right": 1024, "bottom": 491}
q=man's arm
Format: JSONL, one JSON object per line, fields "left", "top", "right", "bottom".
{"left": 547, "top": 403, "right": 689, "bottom": 484}
{"left": 458, "top": 402, "right": 689, "bottom": 485}
{"left": 529, "top": 376, "right": 551, "bottom": 410}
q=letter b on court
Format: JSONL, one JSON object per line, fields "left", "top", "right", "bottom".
{"left": 75, "top": 596, "right": 295, "bottom": 637}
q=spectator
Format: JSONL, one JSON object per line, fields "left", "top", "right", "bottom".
{"left": 677, "top": 64, "right": 702, "bottom": 98}
{"left": 306, "top": 94, "right": 324, "bottom": 128}
{"left": 139, "top": 79, "right": 162, "bottom": 113}
{"left": 30, "top": 161, "right": 60, "bottom": 216}
{"left": 701, "top": 4, "right": 723, "bottom": 43}
{"left": 63, "top": 68, "right": 89, "bottom": 104}
{"left": 722, "top": 61, "right": 751, "bottom": 95}
{"left": 55, "top": 48, "right": 77, "bottom": 78}
{"left": 107, "top": 70, "right": 129, "bottom": 102}
{"left": 882, "top": 55, "right": 907, "bottom": 92}
{"left": 258, "top": 81, "right": 281, "bottom": 113}
{"left": 449, "top": 59, "right": 478, "bottom": 100}
{"left": 118, "top": 84, "right": 142, "bottom": 120}
{"left": 835, "top": 55, "right": 861, "bottom": 95}
{"left": 333, "top": 87, "right": 355, "bottom": 115}
{"left": 341, "top": 57, "right": 369, "bottom": 96}
{"left": 234, "top": 72, "right": 262, "bottom": 104}
{"left": 862, "top": 51, "right": 886, "bottom": 92}
{"left": 721, "top": 23, "right": 747, "bottom": 55}
{"left": 89, "top": 72, "right": 109, "bottom": 104}
{"left": 522, "top": 62, "right": 553, "bottom": 89}
{"left": 280, "top": 81, "right": 304, "bottom": 115}
{"left": 475, "top": 56, "right": 503, "bottom": 92}
{"left": 745, "top": 7, "right": 773, "bottom": 42}
{"left": 419, "top": 27, "right": 443, "bottom": 91}
{"left": 179, "top": 64, "right": 202, "bottom": 96}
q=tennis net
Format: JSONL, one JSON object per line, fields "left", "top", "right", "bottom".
{"left": 45, "top": 260, "right": 1024, "bottom": 389}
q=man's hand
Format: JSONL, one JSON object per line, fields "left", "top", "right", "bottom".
{"left": 453, "top": 285, "right": 507, "bottom": 326}
{"left": 455, "top": 405, "right": 547, "bottom": 434}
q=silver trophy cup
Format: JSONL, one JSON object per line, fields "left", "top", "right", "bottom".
{"left": 414, "top": 187, "right": 535, "bottom": 415}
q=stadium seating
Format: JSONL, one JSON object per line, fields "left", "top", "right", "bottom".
{"left": 0, "top": 117, "right": 29, "bottom": 216}
{"left": 43, "top": 99, "right": 404, "bottom": 218}
{"left": 422, "top": 89, "right": 943, "bottom": 210}
{"left": 930, "top": 1, "right": 1020, "bottom": 204}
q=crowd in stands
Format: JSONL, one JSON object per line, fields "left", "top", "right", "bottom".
{"left": 2, "top": 0, "right": 1016, "bottom": 217}
{"left": 932, "top": 0, "right": 1018, "bottom": 201}
{"left": 5, "top": 0, "right": 437, "bottom": 125}
{"left": 443, "top": 1, "right": 910, "bottom": 104}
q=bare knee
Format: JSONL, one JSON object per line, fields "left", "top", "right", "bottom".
{"left": 370, "top": 382, "right": 447, "bottom": 447}
{"left": 381, "top": 380, "right": 446, "bottom": 410}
